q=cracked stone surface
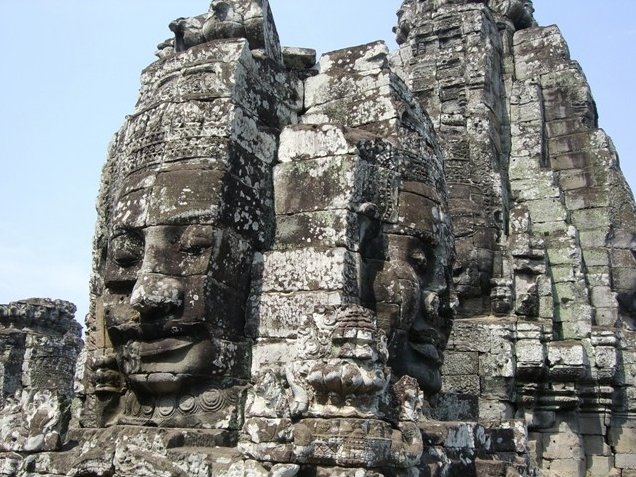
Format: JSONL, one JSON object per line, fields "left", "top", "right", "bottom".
{"left": 1, "top": 1, "right": 635, "bottom": 476}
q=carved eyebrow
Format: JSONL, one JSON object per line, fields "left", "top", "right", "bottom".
{"left": 149, "top": 206, "right": 220, "bottom": 226}
{"left": 109, "top": 227, "right": 139, "bottom": 240}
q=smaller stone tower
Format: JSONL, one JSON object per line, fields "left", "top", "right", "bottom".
{"left": 0, "top": 299, "right": 82, "bottom": 453}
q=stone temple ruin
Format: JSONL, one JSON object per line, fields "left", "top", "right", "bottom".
{"left": 1, "top": 0, "right": 635, "bottom": 475}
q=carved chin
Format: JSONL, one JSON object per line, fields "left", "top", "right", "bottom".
{"left": 391, "top": 342, "right": 442, "bottom": 396}
{"left": 122, "top": 338, "right": 217, "bottom": 395}
{"left": 402, "top": 360, "right": 442, "bottom": 396}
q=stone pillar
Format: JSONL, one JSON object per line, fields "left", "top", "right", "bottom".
{"left": 0, "top": 299, "right": 82, "bottom": 453}
{"left": 392, "top": 1, "right": 512, "bottom": 317}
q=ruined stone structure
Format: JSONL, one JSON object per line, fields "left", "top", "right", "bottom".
{"left": 0, "top": 1, "right": 635, "bottom": 476}
{"left": 0, "top": 300, "right": 82, "bottom": 462}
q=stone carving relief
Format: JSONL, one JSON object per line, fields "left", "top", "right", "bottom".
{"left": 96, "top": 161, "right": 253, "bottom": 428}
{"left": 489, "top": 0, "right": 536, "bottom": 29}
{"left": 80, "top": 3, "right": 297, "bottom": 434}
{"left": 158, "top": 0, "right": 282, "bottom": 63}
{"left": 0, "top": 300, "right": 82, "bottom": 453}
{"left": 0, "top": 0, "right": 635, "bottom": 476}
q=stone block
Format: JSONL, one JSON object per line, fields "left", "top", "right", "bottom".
{"left": 559, "top": 318, "right": 592, "bottom": 340}
{"left": 516, "top": 339, "right": 545, "bottom": 367}
{"left": 396, "top": 191, "right": 438, "bottom": 233}
{"left": 441, "top": 374, "right": 480, "bottom": 395}
{"left": 545, "top": 117, "right": 588, "bottom": 138}
{"left": 259, "top": 248, "right": 361, "bottom": 294}
{"left": 510, "top": 124, "right": 544, "bottom": 161}
{"left": 616, "top": 454, "right": 636, "bottom": 470}
{"left": 550, "top": 150, "right": 590, "bottom": 171}
{"left": 564, "top": 187, "right": 610, "bottom": 211}
{"left": 546, "top": 243, "right": 581, "bottom": 267}
{"left": 546, "top": 341, "right": 588, "bottom": 380}
{"left": 526, "top": 198, "right": 568, "bottom": 224}
{"left": 545, "top": 458, "right": 586, "bottom": 477}
{"left": 590, "top": 342, "right": 617, "bottom": 368}
{"left": 513, "top": 26, "right": 570, "bottom": 80}
{"left": 554, "top": 301, "right": 593, "bottom": 325}
{"left": 317, "top": 41, "right": 389, "bottom": 74}
{"left": 480, "top": 344, "right": 515, "bottom": 378}
{"left": 304, "top": 65, "right": 391, "bottom": 109}
{"left": 585, "top": 455, "right": 615, "bottom": 476}
{"left": 578, "top": 413, "right": 608, "bottom": 436}
{"left": 583, "top": 434, "right": 611, "bottom": 456}
{"left": 549, "top": 264, "right": 577, "bottom": 283}
{"left": 251, "top": 339, "right": 298, "bottom": 370}
{"left": 419, "top": 421, "right": 452, "bottom": 446}
{"left": 474, "top": 459, "right": 506, "bottom": 476}
{"left": 282, "top": 46, "right": 316, "bottom": 69}
{"left": 510, "top": 175, "right": 561, "bottom": 202}
{"left": 541, "top": 73, "right": 595, "bottom": 124}
{"left": 478, "top": 399, "right": 514, "bottom": 421}
{"left": 578, "top": 228, "right": 610, "bottom": 248}
{"left": 595, "top": 307, "right": 619, "bottom": 327}
{"left": 571, "top": 207, "right": 611, "bottom": 230}
{"left": 278, "top": 124, "right": 356, "bottom": 162}
{"left": 559, "top": 170, "right": 593, "bottom": 191}
{"left": 273, "top": 209, "right": 361, "bottom": 251}
{"left": 590, "top": 286, "right": 617, "bottom": 309}
{"left": 302, "top": 88, "right": 398, "bottom": 129}
{"left": 433, "top": 393, "right": 479, "bottom": 421}
{"left": 548, "top": 131, "right": 595, "bottom": 157}
{"left": 581, "top": 248, "right": 610, "bottom": 267}
{"left": 441, "top": 352, "right": 479, "bottom": 375}
{"left": 554, "top": 281, "right": 589, "bottom": 305}
{"left": 480, "top": 376, "right": 515, "bottom": 400}
{"left": 443, "top": 423, "right": 476, "bottom": 450}
{"left": 610, "top": 247, "right": 636, "bottom": 268}
{"left": 526, "top": 411, "right": 556, "bottom": 430}
{"left": 274, "top": 155, "right": 372, "bottom": 215}
{"left": 446, "top": 320, "right": 492, "bottom": 353}
{"left": 246, "top": 290, "right": 354, "bottom": 339}
{"left": 543, "top": 431, "right": 584, "bottom": 461}
{"left": 609, "top": 420, "right": 636, "bottom": 454}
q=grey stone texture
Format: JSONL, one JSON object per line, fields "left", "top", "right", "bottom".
{"left": 0, "top": 299, "right": 82, "bottom": 454}
{"left": 1, "top": 0, "right": 635, "bottom": 476}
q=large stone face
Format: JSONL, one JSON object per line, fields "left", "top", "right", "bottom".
{"left": 1, "top": 0, "right": 635, "bottom": 476}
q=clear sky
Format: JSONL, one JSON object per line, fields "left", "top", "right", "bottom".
{"left": 0, "top": 1, "right": 634, "bottom": 327}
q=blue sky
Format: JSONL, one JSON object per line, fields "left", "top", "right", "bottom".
{"left": 0, "top": 1, "right": 634, "bottom": 326}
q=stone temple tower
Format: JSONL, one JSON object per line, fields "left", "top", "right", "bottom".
{"left": 0, "top": 1, "right": 634, "bottom": 476}
{"left": 0, "top": 299, "right": 82, "bottom": 455}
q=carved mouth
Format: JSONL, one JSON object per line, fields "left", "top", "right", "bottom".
{"left": 408, "top": 342, "right": 442, "bottom": 365}
{"left": 138, "top": 337, "right": 197, "bottom": 358}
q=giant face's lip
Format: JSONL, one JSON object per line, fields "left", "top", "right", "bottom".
{"left": 408, "top": 341, "right": 442, "bottom": 365}
{"left": 138, "top": 336, "right": 198, "bottom": 359}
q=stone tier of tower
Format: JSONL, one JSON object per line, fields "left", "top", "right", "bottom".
{"left": 0, "top": 1, "right": 634, "bottom": 476}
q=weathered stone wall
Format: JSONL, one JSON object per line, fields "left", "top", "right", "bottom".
{"left": 0, "top": 1, "right": 634, "bottom": 476}
{"left": 393, "top": 1, "right": 636, "bottom": 475}
{"left": 0, "top": 299, "right": 82, "bottom": 456}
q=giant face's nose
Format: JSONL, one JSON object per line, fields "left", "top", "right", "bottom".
{"left": 130, "top": 273, "right": 184, "bottom": 317}
{"left": 128, "top": 226, "right": 186, "bottom": 316}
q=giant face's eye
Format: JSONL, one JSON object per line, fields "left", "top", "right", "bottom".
{"left": 180, "top": 225, "right": 214, "bottom": 255}
{"left": 110, "top": 232, "right": 144, "bottom": 267}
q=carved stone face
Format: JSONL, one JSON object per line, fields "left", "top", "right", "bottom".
{"left": 373, "top": 234, "right": 446, "bottom": 397}
{"left": 394, "top": 0, "right": 416, "bottom": 45}
{"left": 490, "top": 0, "right": 535, "bottom": 29}
{"left": 101, "top": 164, "right": 252, "bottom": 398}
